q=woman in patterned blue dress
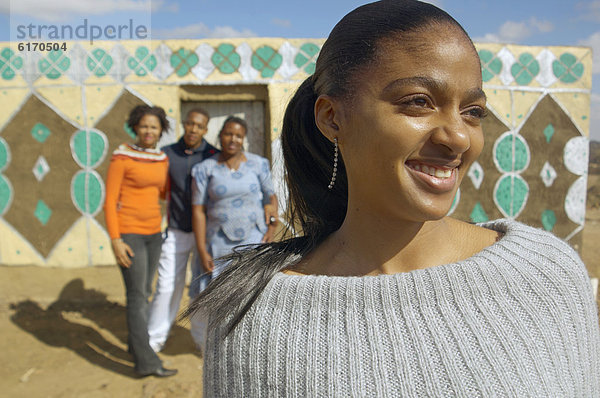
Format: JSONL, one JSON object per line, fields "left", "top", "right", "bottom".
{"left": 191, "top": 116, "right": 278, "bottom": 293}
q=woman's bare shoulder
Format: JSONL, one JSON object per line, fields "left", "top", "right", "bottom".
{"left": 447, "top": 217, "right": 503, "bottom": 256}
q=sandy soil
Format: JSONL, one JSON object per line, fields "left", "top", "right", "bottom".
{"left": 1, "top": 175, "right": 599, "bottom": 398}
{"left": 0, "top": 269, "right": 203, "bottom": 397}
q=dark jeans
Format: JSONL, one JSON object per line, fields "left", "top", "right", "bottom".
{"left": 119, "top": 232, "right": 163, "bottom": 373}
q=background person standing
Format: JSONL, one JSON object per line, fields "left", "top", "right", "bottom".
{"left": 104, "top": 105, "right": 176, "bottom": 377}
{"left": 191, "top": 116, "right": 278, "bottom": 289}
{"left": 147, "top": 108, "right": 218, "bottom": 353}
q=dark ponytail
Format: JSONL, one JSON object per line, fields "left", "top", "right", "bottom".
{"left": 184, "top": 0, "right": 471, "bottom": 334}
{"left": 281, "top": 78, "right": 347, "bottom": 241}
{"left": 182, "top": 77, "right": 347, "bottom": 332}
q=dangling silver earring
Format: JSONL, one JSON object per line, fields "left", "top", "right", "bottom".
{"left": 328, "top": 137, "right": 338, "bottom": 190}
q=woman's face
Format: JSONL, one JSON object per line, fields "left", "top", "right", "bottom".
{"left": 219, "top": 121, "right": 246, "bottom": 157}
{"left": 134, "top": 114, "right": 162, "bottom": 149}
{"left": 335, "top": 25, "right": 486, "bottom": 223}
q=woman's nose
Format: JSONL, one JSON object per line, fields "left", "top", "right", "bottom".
{"left": 430, "top": 113, "right": 471, "bottom": 154}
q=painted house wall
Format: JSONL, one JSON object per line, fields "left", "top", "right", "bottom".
{"left": 0, "top": 39, "right": 591, "bottom": 266}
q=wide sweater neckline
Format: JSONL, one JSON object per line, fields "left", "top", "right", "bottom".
{"left": 273, "top": 218, "right": 518, "bottom": 282}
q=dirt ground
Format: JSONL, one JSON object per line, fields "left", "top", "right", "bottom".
{"left": 1, "top": 175, "right": 600, "bottom": 398}
{"left": 1, "top": 269, "right": 204, "bottom": 397}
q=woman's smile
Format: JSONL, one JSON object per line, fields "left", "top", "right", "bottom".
{"left": 405, "top": 160, "right": 459, "bottom": 192}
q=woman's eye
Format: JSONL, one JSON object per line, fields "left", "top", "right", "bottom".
{"left": 404, "top": 96, "right": 429, "bottom": 107}
{"left": 464, "top": 106, "right": 488, "bottom": 119}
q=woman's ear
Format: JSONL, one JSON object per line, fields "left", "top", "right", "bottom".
{"left": 315, "top": 95, "right": 342, "bottom": 142}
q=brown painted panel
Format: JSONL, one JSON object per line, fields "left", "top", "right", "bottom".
{"left": 2, "top": 95, "right": 80, "bottom": 257}
{"left": 518, "top": 95, "right": 581, "bottom": 244}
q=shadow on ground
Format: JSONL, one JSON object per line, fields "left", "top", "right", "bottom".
{"left": 9, "top": 278, "right": 193, "bottom": 378}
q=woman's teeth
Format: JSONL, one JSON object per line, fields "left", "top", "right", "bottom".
{"left": 410, "top": 164, "right": 452, "bottom": 178}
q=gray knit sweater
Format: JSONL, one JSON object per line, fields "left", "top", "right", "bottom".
{"left": 203, "top": 220, "right": 600, "bottom": 397}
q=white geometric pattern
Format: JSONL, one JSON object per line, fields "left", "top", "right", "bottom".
{"left": 565, "top": 176, "right": 587, "bottom": 225}
{"left": 193, "top": 43, "right": 216, "bottom": 81}
{"left": 32, "top": 155, "right": 50, "bottom": 182}
{"left": 467, "top": 161, "right": 484, "bottom": 190}
{"left": 109, "top": 44, "right": 132, "bottom": 82}
{"left": 277, "top": 41, "right": 300, "bottom": 79}
{"left": 66, "top": 44, "right": 89, "bottom": 84}
{"left": 563, "top": 136, "right": 589, "bottom": 176}
{"left": 496, "top": 47, "right": 516, "bottom": 86}
{"left": 535, "top": 49, "right": 558, "bottom": 87}
{"left": 154, "top": 43, "right": 175, "bottom": 80}
{"left": 539, "top": 161, "right": 557, "bottom": 187}
{"left": 237, "top": 42, "right": 259, "bottom": 81}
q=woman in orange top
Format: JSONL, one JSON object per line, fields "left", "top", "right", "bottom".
{"left": 104, "top": 105, "right": 176, "bottom": 378}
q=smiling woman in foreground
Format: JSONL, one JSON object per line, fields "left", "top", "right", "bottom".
{"left": 185, "top": 1, "right": 600, "bottom": 396}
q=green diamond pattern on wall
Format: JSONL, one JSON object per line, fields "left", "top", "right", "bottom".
{"left": 0, "top": 48, "right": 23, "bottom": 80}
{"left": 251, "top": 45, "right": 283, "bottom": 78}
{"left": 294, "top": 43, "right": 320, "bottom": 75}
{"left": 478, "top": 49, "right": 502, "bottom": 82}
{"left": 470, "top": 202, "right": 489, "bottom": 223}
{"left": 87, "top": 48, "right": 113, "bottom": 77}
{"left": 541, "top": 209, "right": 557, "bottom": 231}
{"left": 127, "top": 46, "right": 157, "bottom": 77}
{"left": 39, "top": 50, "right": 70, "bottom": 79}
{"left": 543, "top": 124, "right": 555, "bottom": 143}
{"left": 552, "top": 53, "right": 584, "bottom": 83}
{"left": 34, "top": 199, "right": 52, "bottom": 225}
{"left": 212, "top": 44, "right": 241, "bottom": 74}
{"left": 31, "top": 122, "right": 51, "bottom": 143}
{"left": 170, "top": 48, "right": 199, "bottom": 77}
{"left": 510, "top": 53, "right": 540, "bottom": 85}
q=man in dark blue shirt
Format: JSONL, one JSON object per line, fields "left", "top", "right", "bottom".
{"left": 148, "top": 108, "right": 218, "bottom": 352}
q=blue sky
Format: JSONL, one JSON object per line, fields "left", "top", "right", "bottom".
{"left": 1, "top": 0, "right": 599, "bottom": 140}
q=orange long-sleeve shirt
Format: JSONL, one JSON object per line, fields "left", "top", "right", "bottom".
{"left": 103, "top": 144, "right": 169, "bottom": 240}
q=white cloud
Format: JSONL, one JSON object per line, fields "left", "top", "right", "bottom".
{"left": 576, "top": 1, "right": 600, "bottom": 23}
{"left": 529, "top": 17, "right": 554, "bottom": 33}
{"left": 154, "top": 23, "right": 256, "bottom": 39}
{"left": 474, "top": 17, "right": 554, "bottom": 44}
{"left": 578, "top": 31, "right": 600, "bottom": 74}
{"left": 156, "top": 1, "right": 179, "bottom": 13}
{"left": 6, "top": 0, "right": 149, "bottom": 22}
{"left": 1, "top": 0, "right": 176, "bottom": 22}
{"left": 210, "top": 25, "right": 256, "bottom": 38}
{"left": 271, "top": 18, "right": 291, "bottom": 28}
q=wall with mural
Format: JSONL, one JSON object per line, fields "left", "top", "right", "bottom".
{"left": 0, "top": 39, "right": 591, "bottom": 266}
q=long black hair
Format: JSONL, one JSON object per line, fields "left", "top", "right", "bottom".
{"left": 183, "top": 0, "right": 473, "bottom": 334}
